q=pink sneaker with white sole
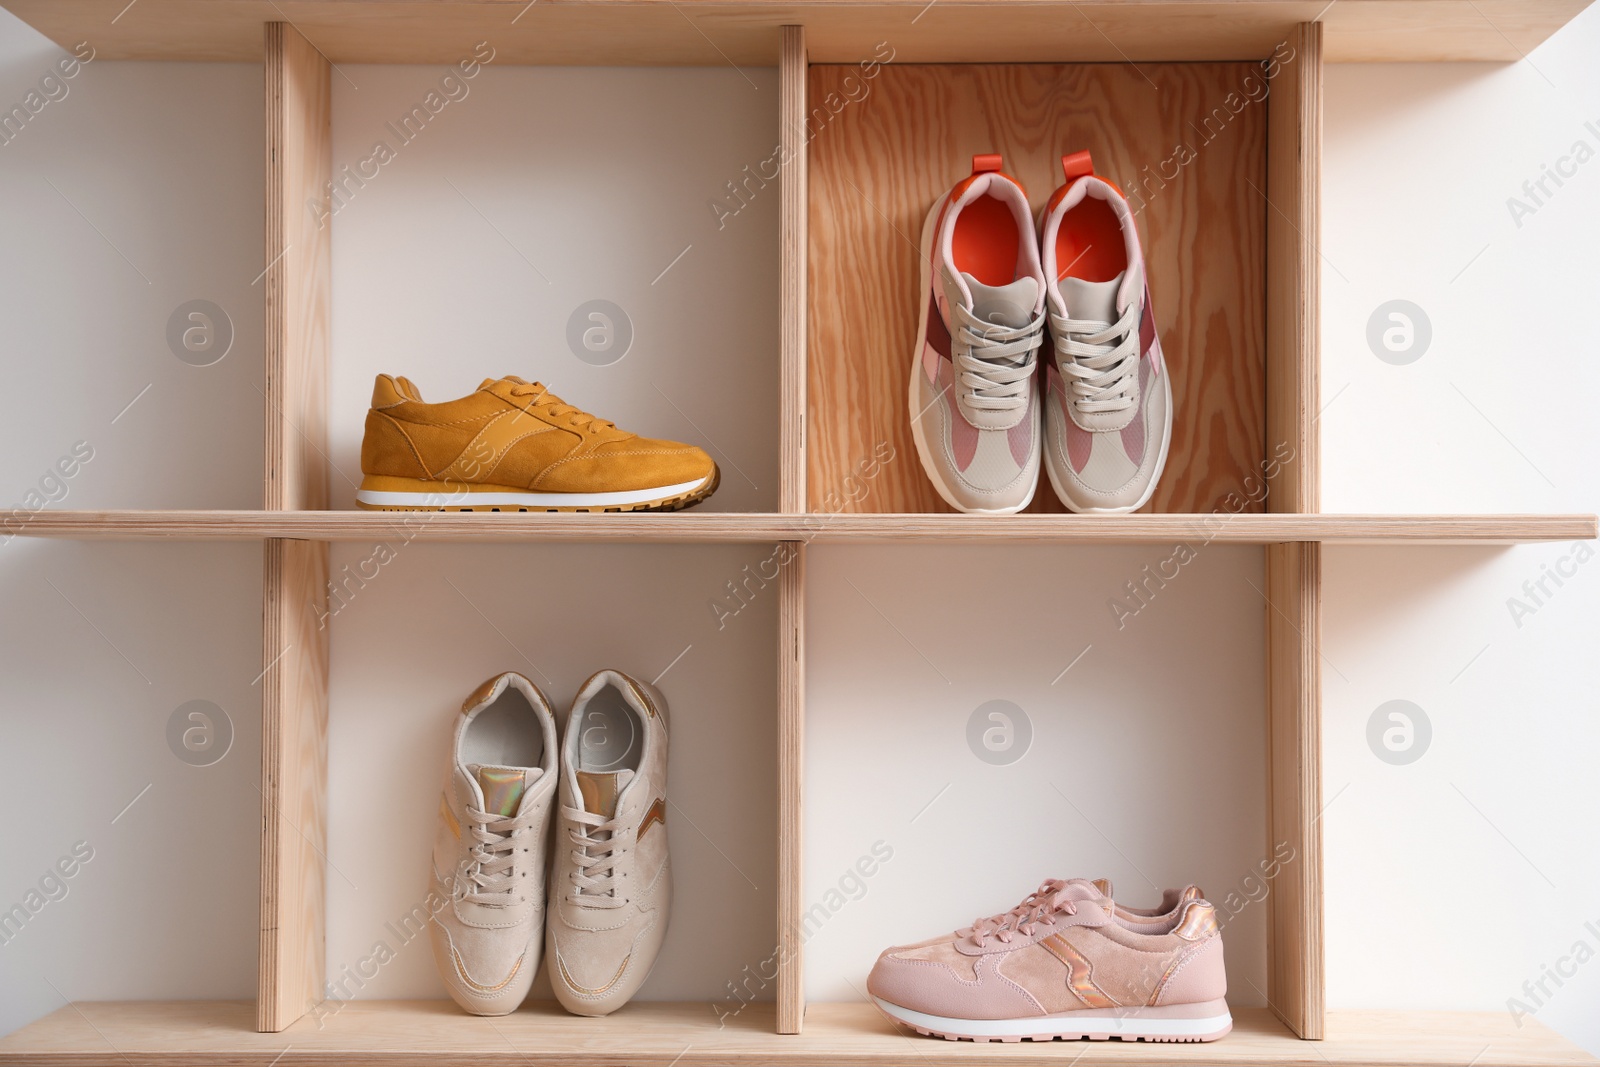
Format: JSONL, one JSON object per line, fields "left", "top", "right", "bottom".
{"left": 867, "top": 877, "right": 1231, "bottom": 1043}
{"left": 1039, "top": 151, "right": 1173, "bottom": 514}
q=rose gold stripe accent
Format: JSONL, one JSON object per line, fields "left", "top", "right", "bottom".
{"left": 1039, "top": 933, "right": 1114, "bottom": 1009}
{"left": 451, "top": 946, "right": 523, "bottom": 993}
{"left": 558, "top": 953, "right": 629, "bottom": 997}
{"left": 639, "top": 797, "right": 666, "bottom": 841}
{"left": 1174, "top": 901, "right": 1220, "bottom": 941}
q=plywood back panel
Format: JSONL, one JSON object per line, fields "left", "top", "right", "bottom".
{"left": 807, "top": 62, "right": 1266, "bottom": 514}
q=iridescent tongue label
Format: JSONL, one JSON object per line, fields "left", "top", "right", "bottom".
{"left": 576, "top": 771, "right": 621, "bottom": 818}
{"left": 478, "top": 767, "right": 526, "bottom": 817}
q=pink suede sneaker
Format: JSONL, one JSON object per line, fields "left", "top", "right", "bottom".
{"left": 867, "top": 878, "right": 1230, "bottom": 1043}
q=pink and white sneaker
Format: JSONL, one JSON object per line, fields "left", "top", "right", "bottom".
{"left": 1039, "top": 151, "right": 1173, "bottom": 514}
{"left": 867, "top": 878, "right": 1231, "bottom": 1043}
{"left": 908, "top": 154, "right": 1046, "bottom": 515}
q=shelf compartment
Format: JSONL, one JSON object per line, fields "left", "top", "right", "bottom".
{"left": 3, "top": 1002, "right": 1594, "bottom": 1066}
{"left": 10, "top": 510, "right": 1595, "bottom": 544}
{"left": 807, "top": 59, "right": 1267, "bottom": 515}
{"left": 0, "top": 1, "right": 1590, "bottom": 65}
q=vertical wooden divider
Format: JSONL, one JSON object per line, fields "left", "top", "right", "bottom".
{"left": 780, "top": 24, "right": 808, "bottom": 516}
{"left": 776, "top": 542, "right": 806, "bottom": 1035}
{"left": 1263, "top": 21, "right": 1324, "bottom": 1042}
{"left": 777, "top": 24, "right": 808, "bottom": 1036}
{"left": 1266, "top": 20, "right": 1321, "bottom": 513}
{"left": 259, "top": 21, "right": 333, "bottom": 1035}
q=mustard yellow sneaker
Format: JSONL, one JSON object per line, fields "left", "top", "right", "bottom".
{"left": 356, "top": 375, "right": 719, "bottom": 512}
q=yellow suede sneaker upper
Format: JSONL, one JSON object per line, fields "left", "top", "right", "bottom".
{"left": 356, "top": 375, "right": 719, "bottom": 512}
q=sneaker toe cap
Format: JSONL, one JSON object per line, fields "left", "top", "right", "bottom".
{"left": 867, "top": 948, "right": 1039, "bottom": 1021}
{"left": 541, "top": 440, "right": 716, "bottom": 494}
{"left": 431, "top": 921, "right": 538, "bottom": 1016}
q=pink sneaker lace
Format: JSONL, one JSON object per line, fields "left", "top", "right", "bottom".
{"left": 965, "top": 880, "right": 1080, "bottom": 946}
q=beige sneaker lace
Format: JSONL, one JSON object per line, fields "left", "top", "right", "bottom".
{"left": 461, "top": 807, "right": 534, "bottom": 905}
{"left": 1050, "top": 302, "right": 1141, "bottom": 416}
{"left": 508, "top": 380, "right": 616, "bottom": 432}
{"left": 564, "top": 806, "right": 627, "bottom": 909}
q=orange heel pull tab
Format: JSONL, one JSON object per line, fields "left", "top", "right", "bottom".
{"left": 972, "top": 153, "right": 1004, "bottom": 175}
{"left": 1062, "top": 150, "right": 1095, "bottom": 183}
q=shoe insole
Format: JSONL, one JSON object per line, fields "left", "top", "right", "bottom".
{"left": 952, "top": 193, "right": 1021, "bottom": 287}
{"left": 462, "top": 688, "right": 543, "bottom": 769}
{"left": 1054, "top": 195, "right": 1127, "bottom": 284}
{"left": 576, "top": 685, "right": 643, "bottom": 774}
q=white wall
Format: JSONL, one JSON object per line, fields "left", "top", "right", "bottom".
{"left": 1, "top": 0, "right": 1598, "bottom": 1053}
{"left": 325, "top": 541, "right": 777, "bottom": 1005}
{"left": 804, "top": 543, "right": 1270, "bottom": 1006}
{"left": 0, "top": 13, "right": 265, "bottom": 1039}
{"left": 1321, "top": 4, "right": 1600, "bottom": 1047}
{"left": 327, "top": 63, "right": 780, "bottom": 513}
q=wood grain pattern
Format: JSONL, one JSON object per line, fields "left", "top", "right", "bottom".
{"left": 264, "top": 22, "right": 331, "bottom": 513}
{"left": 808, "top": 62, "right": 1266, "bottom": 514}
{"left": 0, "top": 2, "right": 1589, "bottom": 65}
{"left": 781, "top": 27, "right": 809, "bottom": 515}
{"left": 777, "top": 543, "right": 806, "bottom": 1034}
{"left": 1266, "top": 22, "right": 1321, "bottom": 515}
{"left": 260, "top": 22, "right": 333, "bottom": 1036}
{"left": 1264, "top": 25, "right": 1323, "bottom": 1039}
{"left": 4, "top": 1002, "right": 1595, "bottom": 1066}
{"left": 258, "top": 538, "right": 330, "bottom": 1034}
{"left": 11, "top": 510, "right": 1597, "bottom": 544}
{"left": 1265, "top": 541, "right": 1323, "bottom": 1040}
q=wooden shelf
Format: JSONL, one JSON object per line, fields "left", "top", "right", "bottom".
{"left": 0, "top": 0, "right": 1591, "bottom": 64}
{"left": 2, "top": 0, "right": 1594, "bottom": 1053}
{"left": 2, "top": 1001, "right": 1594, "bottom": 1066}
{"left": 7, "top": 510, "right": 1595, "bottom": 544}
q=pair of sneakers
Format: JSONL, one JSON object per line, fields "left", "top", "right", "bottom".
{"left": 909, "top": 151, "right": 1173, "bottom": 515}
{"left": 868, "top": 877, "right": 1230, "bottom": 1042}
{"left": 428, "top": 669, "right": 671, "bottom": 1016}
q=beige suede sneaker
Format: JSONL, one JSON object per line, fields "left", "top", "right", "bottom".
{"left": 547, "top": 670, "right": 672, "bottom": 1016}
{"left": 428, "top": 673, "right": 558, "bottom": 1016}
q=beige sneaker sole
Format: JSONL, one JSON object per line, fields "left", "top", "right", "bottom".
{"left": 354, "top": 468, "right": 719, "bottom": 513}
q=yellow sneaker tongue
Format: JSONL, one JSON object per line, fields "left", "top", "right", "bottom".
{"left": 576, "top": 770, "right": 633, "bottom": 818}
{"left": 475, "top": 765, "right": 532, "bottom": 817}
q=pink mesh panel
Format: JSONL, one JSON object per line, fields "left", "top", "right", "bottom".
{"left": 1008, "top": 416, "right": 1033, "bottom": 467}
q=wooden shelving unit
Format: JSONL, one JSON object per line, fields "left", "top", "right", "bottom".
{"left": 9, "top": 510, "right": 1596, "bottom": 544}
{"left": 6, "top": 1002, "right": 1597, "bottom": 1067}
{"left": 1, "top": 1, "right": 1596, "bottom": 1065}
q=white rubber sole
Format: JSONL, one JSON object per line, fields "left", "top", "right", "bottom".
{"left": 354, "top": 475, "right": 714, "bottom": 512}
{"left": 906, "top": 196, "right": 1039, "bottom": 516}
{"left": 874, "top": 996, "right": 1233, "bottom": 1043}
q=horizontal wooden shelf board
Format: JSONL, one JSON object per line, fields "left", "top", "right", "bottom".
{"left": 1, "top": 1002, "right": 1593, "bottom": 1066}
{"left": 0, "top": 1, "right": 1590, "bottom": 64}
{"left": 8, "top": 510, "right": 1596, "bottom": 544}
